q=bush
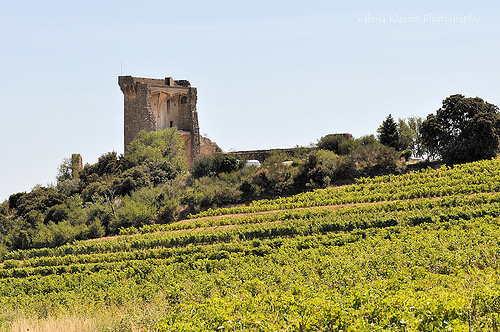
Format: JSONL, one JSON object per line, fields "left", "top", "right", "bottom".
{"left": 352, "top": 145, "right": 406, "bottom": 177}
{"left": 182, "top": 177, "right": 242, "bottom": 213}
{"left": 114, "top": 166, "right": 152, "bottom": 196}
{"left": 111, "top": 187, "right": 178, "bottom": 232}
{"left": 112, "top": 197, "right": 156, "bottom": 232}
{"left": 143, "top": 158, "right": 178, "bottom": 186}
{"left": 317, "top": 134, "right": 358, "bottom": 155}
{"left": 15, "top": 186, "right": 66, "bottom": 216}
{"left": 44, "top": 204, "right": 70, "bottom": 224}
{"left": 79, "top": 152, "right": 122, "bottom": 185}
{"left": 125, "top": 128, "right": 187, "bottom": 171}
{"left": 298, "top": 150, "right": 354, "bottom": 189}
{"left": 190, "top": 154, "right": 239, "bottom": 179}
{"left": 253, "top": 163, "right": 300, "bottom": 197}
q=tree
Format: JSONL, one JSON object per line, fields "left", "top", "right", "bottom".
{"left": 420, "top": 94, "right": 500, "bottom": 163}
{"left": 126, "top": 128, "right": 187, "bottom": 171}
{"left": 397, "top": 117, "right": 425, "bottom": 158}
{"left": 406, "top": 116, "right": 425, "bottom": 157}
{"left": 356, "top": 134, "right": 380, "bottom": 147}
{"left": 351, "top": 144, "right": 405, "bottom": 177}
{"left": 377, "top": 114, "right": 400, "bottom": 150}
{"left": 316, "top": 134, "right": 358, "bottom": 155}
{"left": 419, "top": 114, "right": 442, "bottom": 160}
{"left": 190, "top": 154, "right": 238, "bottom": 179}
{"left": 397, "top": 119, "right": 413, "bottom": 152}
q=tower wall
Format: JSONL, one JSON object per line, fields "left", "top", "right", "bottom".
{"left": 118, "top": 76, "right": 218, "bottom": 166}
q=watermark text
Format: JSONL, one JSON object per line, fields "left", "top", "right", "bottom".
{"left": 356, "top": 13, "right": 480, "bottom": 25}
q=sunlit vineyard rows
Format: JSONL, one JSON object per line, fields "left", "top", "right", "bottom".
{"left": 3, "top": 158, "right": 500, "bottom": 331}
{"left": 189, "top": 158, "right": 500, "bottom": 218}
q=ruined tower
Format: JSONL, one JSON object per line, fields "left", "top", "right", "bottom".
{"left": 119, "top": 76, "right": 218, "bottom": 165}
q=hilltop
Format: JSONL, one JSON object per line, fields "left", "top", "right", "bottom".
{"left": 2, "top": 93, "right": 500, "bottom": 330}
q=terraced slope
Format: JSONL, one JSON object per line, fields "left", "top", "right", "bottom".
{"left": 3, "top": 158, "right": 500, "bottom": 331}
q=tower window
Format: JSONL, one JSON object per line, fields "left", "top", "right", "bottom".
{"left": 180, "top": 96, "right": 187, "bottom": 104}
{"left": 170, "top": 121, "right": 173, "bottom": 127}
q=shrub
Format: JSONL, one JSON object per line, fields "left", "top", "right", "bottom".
{"left": 298, "top": 150, "right": 354, "bottom": 189}
{"left": 114, "top": 166, "right": 152, "bottom": 196}
{"left": 317, "top": 134, "right": 358, "bottom": 155}
{"left": 125, "top": 128, "right": 187, "bottom": 171}
{"left": 190, "top": 154, "right": 239, "bottom": 179}
{"left": 352, "top": 145, "right": 406, "bottom": 177}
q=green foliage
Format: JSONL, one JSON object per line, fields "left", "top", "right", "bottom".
{"left": 143, "top": 158, "right": 178, "bottom": 186}
{"left": 421, "top": 94, "right": 500, "bottom": 163}
{"left": 356, "top": 134, "right": 380, "bottom": 146}
{"left": 156, "top": 198, "right": 180, "bottom": 224}
{"left": 0, "top": 129, "right": 423, "bottom": 254}
{"left": 190, "top": 154, "right": 215, "bottom": 178}
{"left": 56, "top": 154, "right": 82, "bottom": 183}
{"left": 351, "top": 144, "right": 406, "bottom": 177}
{"left": 377, "top": 114, "right": 400, "bottom": 150}
{"left": 126, "top": 128, "right": 187, "bottom": 171}
{"left": 190, "top": 153, "right": 238, "bottom": 179}
{"left": 114, "top": 189, "right": 153, "bottom": 229}
{"left": 114, "top": 165, "right": 152, "bottom": 196}
{"left": 316, "top": 134, "right": 358, "bottom": 155}
{"left": 3, "top": 158, "right": 500, "bottom": 330}
{"left": 43, "top": 203, "right": 70, "bottom": 224}
{"left": 398, "top": 116, "right": 425, "bottom": 157}
{"left": 8, "top": 192, "right": 25, "bottom": 210}
{"left": 253, "top": 162, "right": 300, "bottom": 196}
{"left": 112, "top": 198, "right": 156, "bottom": 231}
{"left": 182, "top": 176, "right": 242, "bottom": 213}
{"left": 81, "top": 177, "right": 116, "bottom": 203}
{"left": 56, "top": 178, "right": 81, "bottom": 197}
{"left": 300, "top": 150, "right": 354, "bottom": 188}
{"left": 111, "top": 187, "right": 177, "bottom": 232}
{"left": 86, "top": 201, "right": 115, "bottom": 233}
{"left": 14, "top": 186, "right": 66, "bottom": 217}
{"left": 80, "top": 152, "right": 122, "bottom": 184}
{"left": 2, "top": 197, "right": 500, "bottom": 330}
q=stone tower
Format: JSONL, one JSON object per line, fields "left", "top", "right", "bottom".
{"left": 118, "top": 76, "right": 203, "bottom": 165}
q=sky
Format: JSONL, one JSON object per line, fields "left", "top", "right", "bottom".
{"left": 1, "top": 1, "right": 499, "bottom": 201}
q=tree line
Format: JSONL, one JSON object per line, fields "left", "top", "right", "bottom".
{"left": 377, "top": 94, "right": 500, "bottom": 163}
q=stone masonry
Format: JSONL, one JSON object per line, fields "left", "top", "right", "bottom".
{"left": 118, "top": 76, "right": 219, "bottom": 165}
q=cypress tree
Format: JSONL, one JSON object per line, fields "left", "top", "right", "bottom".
{"left": 377, "top": 114, "right": 400, "bottom": 150}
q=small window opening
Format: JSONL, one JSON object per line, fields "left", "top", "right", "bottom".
{"left": 180, "top": 96, "right": 187, "bottom": 104}
{"left": 170, "top": 121, "right": 173, "bottom": 127}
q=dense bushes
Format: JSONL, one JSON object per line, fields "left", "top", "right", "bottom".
{"left": 0, "top": 129, "right": 185, "bottom": 251}
{"left": 190, "top": 153, "right": 239, "bottom": 178}
{"left": 0, "top": 129, "right": 408, "bottom": 252}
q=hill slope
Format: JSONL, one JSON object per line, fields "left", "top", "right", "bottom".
{"left": 3, "top": 159, "right": 500, "bottom": 331}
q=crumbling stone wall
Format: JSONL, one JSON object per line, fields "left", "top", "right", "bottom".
{"left": 118, "top": 76, "right": 219, "bottom": 165}
{"left": 227, "top": 148, "right": 314, "bottom": 162}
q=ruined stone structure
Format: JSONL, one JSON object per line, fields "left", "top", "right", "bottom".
{"left": 118, "top": 76, "right": 219, "bottom": 165}
{"left": 227, "top": 134, "right": 352, "bottom": 162}
{"left": 227, "top": 148, "right": 314, "bottom": 162}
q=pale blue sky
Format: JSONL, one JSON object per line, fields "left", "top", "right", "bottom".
{"left": 1, "top": 1, "right": 499, "bottom": 201}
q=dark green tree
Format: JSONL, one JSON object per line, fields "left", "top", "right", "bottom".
{"left": 377, "top": 114, "right": 400, "bottom": 150}
{"left": 190, "top": 154, "right": 238, "bottom": 179}
{"left": 420, "top": 94, "right": 500, "bottom": 163}
{"left": 316, "top": 134, "right": 358, "bottom": 155}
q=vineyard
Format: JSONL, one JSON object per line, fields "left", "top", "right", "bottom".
{"left": 3, "top": 158, "right": 500, "bottom": 331}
